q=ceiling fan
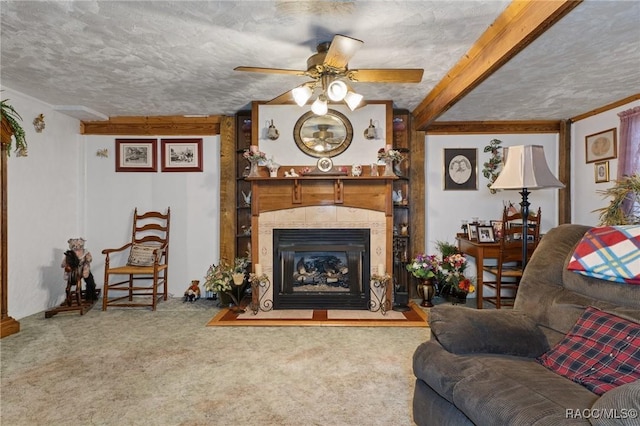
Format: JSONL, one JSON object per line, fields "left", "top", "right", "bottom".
{"left": 234, "top": 34, "right": 424, "bottom": 115}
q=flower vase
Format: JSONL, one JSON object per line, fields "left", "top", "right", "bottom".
{"left": 418, "top": 279, "right": 435, "bottom": 307}
{"left": 383, "top": 158, "right": 395, "bottom": 176}
{"left": 247, "top": 160, "right": 260, "bottom": 177}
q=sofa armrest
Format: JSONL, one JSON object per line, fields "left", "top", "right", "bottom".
{"left": 589, "top": 381, "right": 640, "bottom": 426}
{"left": 429, "top": 305, "right": 549, "bottom": 357}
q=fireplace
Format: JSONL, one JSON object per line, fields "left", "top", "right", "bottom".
{"left": 273, "top": 229, "right": 370, "bottom": 309}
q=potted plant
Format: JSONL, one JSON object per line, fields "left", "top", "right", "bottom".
{"left": 594, "top": 173, "right": 640, "bottom": 225}
{"left": 0, "top": 98, "right": 28, "bottom": 156}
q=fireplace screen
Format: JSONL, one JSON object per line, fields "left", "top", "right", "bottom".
{"left": 273, "top": 229, "right": 370, "bottom": 309}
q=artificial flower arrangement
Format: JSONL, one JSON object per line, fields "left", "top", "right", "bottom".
{"left": 406, "top": 253, "right": 440, "bottom": 280}
{"left": 407, "top": 242, "right": 476, "bottom": 300}
{"left": 203, "top": 260, "right": 233, "bottom": 294}
{"left": 243, "top": 148, "right": 267, "bottom": 163}
{"left": 377, "top": 148, "right": 405, "bottom": 162}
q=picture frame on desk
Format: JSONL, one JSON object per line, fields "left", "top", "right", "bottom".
{"left": 466, "top": 224, "right": 478, "bottom": 240}
{"left": 477, "top": 225, "right": 496, "bottom": 243}
{"left": 490, "top": 220, "right": 503, "bottom": 239}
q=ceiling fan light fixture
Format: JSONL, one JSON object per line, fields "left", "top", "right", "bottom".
{"left": 327, "top": 79, "right": 348, "bottom": 101}
{"left": 311, "top": 94, "right": 328, "bottom": 116}
{"left": 292, "top": 85, "right": 313, "bottom": 106}
{"left": 344, "top": 91, "right": 363, "bottom": 111}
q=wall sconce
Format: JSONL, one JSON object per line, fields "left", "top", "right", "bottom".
{"left": 266, "top": 119, "right": 279, "bottom": 140}
{"left": 33, "top": 114, "right": 45, "bottom": 133}
{"left": 364, "top": 119, "right": 377, "bottom": 140}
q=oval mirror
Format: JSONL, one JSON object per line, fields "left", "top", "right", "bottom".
{"left": 293, "top": 109, "right": 353, "bottom": 158}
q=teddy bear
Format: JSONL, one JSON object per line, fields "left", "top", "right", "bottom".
{"left": 61, "top": 238, "right": 98, "bottom": 301}
{"left": 183, "top": 280, "right": 201, "bottom": 303}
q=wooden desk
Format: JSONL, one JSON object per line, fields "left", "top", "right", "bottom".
{"left": 456, "top": 236, "right": 500, "bottom": 309}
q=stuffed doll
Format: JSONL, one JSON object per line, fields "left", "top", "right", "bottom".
{"left": 184, "top": 280, "right": 201, "bottom": 303}
{"left": 61, "top": 238, "right": 98, "bottom": 301}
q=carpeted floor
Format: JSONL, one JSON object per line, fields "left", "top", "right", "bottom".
{"left": 1, "top": 297, "right": 431, "bottom": 425}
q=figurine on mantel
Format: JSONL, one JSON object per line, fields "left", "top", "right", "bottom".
{"left": 284, "top": 168, "right": 299, "bottom": 177}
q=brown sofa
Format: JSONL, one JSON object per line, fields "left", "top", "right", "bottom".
{"left": 413, "top": 224, "right": 640, "bottom": 425}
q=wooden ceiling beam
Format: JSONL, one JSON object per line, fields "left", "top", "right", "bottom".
{"left": 425, "top": 120, "right": 561, "bottom": 134}
{"left": 80, "top": 115, "right": 222, "bottom": 135}
{"left": 413, "top": 0, "right": 582, "bottom": 131}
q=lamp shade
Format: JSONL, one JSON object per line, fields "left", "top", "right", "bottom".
{"left": 491, "top": 145, "right": 565, "bottom": 190}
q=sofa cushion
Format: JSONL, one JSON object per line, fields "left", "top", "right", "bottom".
{"left": 567, "top": 225, "right": 640, "bottom": 285}
{"left": 537, "top": 306, "right": 640, "bottom": 395}
{"left": 429, "top": 305, "right": 549, "bottom": 357}
{"left": 127, "top": 243, "right": 158, "bottom": 266}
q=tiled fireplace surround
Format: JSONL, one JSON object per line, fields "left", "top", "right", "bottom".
{"left": 256, "top": 206, "right": 387, "bottom": 309}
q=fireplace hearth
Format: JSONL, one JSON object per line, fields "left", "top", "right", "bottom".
{"left": 273, "top": 229, "right": 370, "bottom": 309}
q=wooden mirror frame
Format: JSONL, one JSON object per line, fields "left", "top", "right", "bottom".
{"left": 293, "top": 109, "right": 353, "bottom": 158}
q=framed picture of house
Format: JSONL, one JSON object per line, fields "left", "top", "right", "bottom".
{"left": 594, "top": 161, "right": 609, "bottom": 184}
{"left": 115, "top": 139, "right": 157, "bottom": 172}
{"left": 585, "top": 128, "right": 616, "bottom": 163}
{"left": 444, "top": 148, "right": 477, "bottom": 190}
{"left": 161, "top": 139, "right": 203, "bottom": 172}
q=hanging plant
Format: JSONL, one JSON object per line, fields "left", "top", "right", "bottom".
{"left": 482, "top": 139, "right": 502, "bottom": 194}
{"left": 1, "top": 98, "right": 28, "bottom": 156}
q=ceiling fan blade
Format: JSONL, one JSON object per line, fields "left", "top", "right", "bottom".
{"left": 348, "top": 68, "right": 424, "bottom": 83}
{"left": 324, "top": 34, "right": 363, "bottom": 69}
{"left": 266, "top": 90, "right": 295, "bottom": 105}
{"left": 234, "top": 66, "right": 306, "bottom": 76}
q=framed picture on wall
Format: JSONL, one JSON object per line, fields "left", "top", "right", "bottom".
{"left": 585, "top": 128, "right": 617, "bottom": 163}
{"left": 115, "top": 139, "right": 157, "bottom": 172}
{"left": 161, "top": 139, "right": 203, "bottom": 172}
{"left": 594, "top": 161, "right": 610, "bottom": 184}
{"left": 443, "top": 148, "right": 478, "bottom": 190}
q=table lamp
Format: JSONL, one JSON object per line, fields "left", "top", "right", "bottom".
{"left": 490, "top": 145, "right": 564, "bottom": 269}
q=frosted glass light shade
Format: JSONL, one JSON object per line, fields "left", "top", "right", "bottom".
{"left": 327, "top": 80, "right": 348, "bottom": 101}
{"left": 491, "top": 145, "right": 565, "bottom": 190}
{"left": 344, "top": 91, "right": 363, "bottom": 111}
{"left": 292, "top": 85, "right": 313, "bottom": 106}
{"left": 311, "top": 95, "right": 328, "bottom": 115}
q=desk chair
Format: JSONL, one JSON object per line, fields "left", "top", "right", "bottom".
{"left": 482, "top": 206, "right": 541, "bottom": 308}
{"left": 102, "top": 208, "right": 170, "bottom": 311}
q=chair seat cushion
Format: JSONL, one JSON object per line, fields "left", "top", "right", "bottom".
{"left": 127, "top": 243, "right": 160, "bottom": 266}
{"left": 537, "top": 306, "right": 640, "bottom": 395}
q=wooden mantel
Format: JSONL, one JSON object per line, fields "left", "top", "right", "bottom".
{"left": 247, "top": 175, "right": 396, "bottom": 215}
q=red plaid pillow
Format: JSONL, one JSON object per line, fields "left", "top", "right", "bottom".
{"left": 537, "top": 306, "right": 640, "bottom": 395}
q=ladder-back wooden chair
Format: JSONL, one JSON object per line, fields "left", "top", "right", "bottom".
{"left": 102, "top": 208, "right": 170, "bottom": 311}
{"left": 482, "top": 206, "right": 541, "bottom": 309}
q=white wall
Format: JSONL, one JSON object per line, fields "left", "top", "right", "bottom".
{"left": 3, "top": 88, "right": 84, "bottom": 319}
{"left": 82, "top": 135, "right": 220, "bottom": 301}
{"left": 425, "top": 133, "right": 561, "bottom": 290}
{"left": 571, "top": 100, "right": 640, "bottom": 225}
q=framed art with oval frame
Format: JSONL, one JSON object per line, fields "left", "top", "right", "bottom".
{"left": 293, "top": 109, "right": 353, "bottom": 158}
{"left": 444, "top": 148, "right": 478, "bottom": 190}
{"left": 594, "top": 160, "right": 609, "bottom": 184}
{"left": 585, "top": 128, "right": 616, "bottom": 163}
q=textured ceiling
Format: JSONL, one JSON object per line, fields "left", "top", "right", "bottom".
{"left": 1, "top": 1, "right": 639, "bottom": 123}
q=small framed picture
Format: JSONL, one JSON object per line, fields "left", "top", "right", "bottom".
{"left": 490, "top": 220, "right": 504, "bottom": 239}
{"left": 477, "top": 225, "right": 496, "bottom": 243}
{"left": 585, "top": 128, "right": 617, "bottom": 163}
{"left": 161, "top": 139, "right": 203, "bottom": 172}
{"left": 443, "top": 148, "right": 478, "bottom": 191}
{"left": 594, "top": 161, "right": 610, "bottom": 183}
{"left": 467, "top": 224, "right": 478, "bottom": 240}
{"left": 115, "top": 139, "right": 157, "bottom": 172}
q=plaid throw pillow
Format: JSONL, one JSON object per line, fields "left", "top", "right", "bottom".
{"left": 567, "top": 225, "right": 640, "bottom": 285}
{"left": 537, "top": 306, "right": 640, "bottom": 395}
